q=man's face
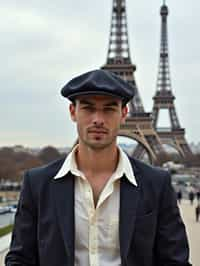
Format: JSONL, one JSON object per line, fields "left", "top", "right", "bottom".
{"left": 69, "top": 95, "right": 128, "bottom": 150}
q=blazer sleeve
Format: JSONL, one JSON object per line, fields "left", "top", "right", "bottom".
{"left": 5, "top": 171, "right": 39, "bottom": 266}
{"left": 155, "top": 171, "right": 192, "bottom": 266}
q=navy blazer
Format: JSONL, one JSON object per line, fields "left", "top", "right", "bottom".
{"left": 5, "top": 156, "right": 191, "bottom": 266}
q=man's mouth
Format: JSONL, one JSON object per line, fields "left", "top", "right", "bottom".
{"left": 88, "top": 128, "right": 108, "bottom": 134}
{"left": 88, "top": 131, "right": 107, "bottom": 134}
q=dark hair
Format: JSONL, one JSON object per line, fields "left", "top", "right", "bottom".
{"left": 122, "top": 101, "right": 127, "bottom": 108}
{"left": 71, "top": 100, "right": 76, "bottom": 106}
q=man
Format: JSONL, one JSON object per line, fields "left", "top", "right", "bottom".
{"left": 6, "top": 70, "right": 191, "bottom": 266}
{"left": 195, "top": 203, "right": 200, "bottom": 222}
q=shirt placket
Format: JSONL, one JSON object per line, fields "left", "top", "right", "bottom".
{"left": 84, "top": 183, "right": 99, "bottom": 266}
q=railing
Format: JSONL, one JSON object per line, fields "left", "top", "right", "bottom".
{"left": 156, "top": 127, "right": 185, "bottom": 133}
{"left": 156, "top": 127, "right": 171, "bottom": 132}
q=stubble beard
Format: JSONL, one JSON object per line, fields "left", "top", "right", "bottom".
{"left": 79, "top": 129, "right": 118, "bottom": 151}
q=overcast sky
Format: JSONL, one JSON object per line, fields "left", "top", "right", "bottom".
{"left": 1, "top": 0, "right": 199, "bottom": 148}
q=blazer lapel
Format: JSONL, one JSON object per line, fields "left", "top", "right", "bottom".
{"left": 53, "top": 173, "right": 75, "bottom": 263}
{"left": 120, "top": 174, "right": 140, "bottom": 261}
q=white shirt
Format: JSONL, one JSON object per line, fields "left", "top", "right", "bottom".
{"left": 54, "top": 145, "right": 137, "bottom": 266}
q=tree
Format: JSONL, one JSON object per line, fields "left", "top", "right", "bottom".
{"left": 38, "top": 146, "right": 61, "bottom": 164}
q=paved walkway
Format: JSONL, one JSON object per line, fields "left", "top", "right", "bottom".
{"left": 179, "top": 200, "right": 200, "bottom": 266}
{"left": 0, "top": 234, "right": 11, "bottom": 266}
{"left": 0, "top": 200, "right": 199, "bottom": 265}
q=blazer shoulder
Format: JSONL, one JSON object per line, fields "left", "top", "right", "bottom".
{"left": 24, "top": 156, "right": 66, "bottom": 184}
{"left": 20, "top": 157, "right": 67, "bottom": 204}
{"left": 128, "top": 156, "right": 171, "bottom": 185}
{"left": 127, "top": 157, "right": 174, "bottom": 208}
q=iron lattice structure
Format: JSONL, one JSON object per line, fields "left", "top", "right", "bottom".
{"left": 152, "top": 1, "right": 192, "bottom": 158}
{"left": 102, "top": 0, "right": 164, "bottom": 163}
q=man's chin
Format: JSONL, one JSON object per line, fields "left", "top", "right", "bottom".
{"left": 86, "top": 141, "right": 112, "bottom": 150}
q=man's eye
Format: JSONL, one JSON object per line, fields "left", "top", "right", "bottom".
{"left": 82, "top": 106, "right": 94, "bottom": 111}
{"left": 104, "top": 108, "right": 115, "bottom": 112}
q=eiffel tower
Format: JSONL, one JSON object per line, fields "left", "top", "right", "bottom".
{"left": 152, "top": 1, "right": 192, "bottom": 158}
{"left": 101, "top": 0, "right": 164, "bottom": 162}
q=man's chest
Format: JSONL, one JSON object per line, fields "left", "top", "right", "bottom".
{"left": 74, "top": 178, "right": 121, "bottom": 265}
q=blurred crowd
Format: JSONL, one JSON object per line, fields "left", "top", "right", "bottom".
{"left": 177, "top": 189, "right": 200, "bottom": 222}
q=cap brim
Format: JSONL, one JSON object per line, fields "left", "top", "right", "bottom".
{"left": 68, "top": 90, "right": 125, "bottom": 101}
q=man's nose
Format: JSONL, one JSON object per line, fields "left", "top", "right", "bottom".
{"left": 92, "top": 111, "right": 105, "bottom": 126}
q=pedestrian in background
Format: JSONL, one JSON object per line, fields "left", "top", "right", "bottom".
{"left": 196, "top": 190, "right": 200, "bottom": 202}
{"left": 177, "top": 189, "right": 182, "bottom": 204}
{"left": 195, "top": 203, "right": 200, "bottom": 222}
{"left": 189, "top": 190, "right": 194, "bottom": 205}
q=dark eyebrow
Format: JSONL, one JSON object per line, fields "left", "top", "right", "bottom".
{"left": 104, "top": 101, "right": 119, "bottom": 107}
{"left": 79, "top": 100, "right": 94, "bottom": 105}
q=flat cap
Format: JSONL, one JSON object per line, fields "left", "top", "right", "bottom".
{"left": 61, "top": 69, "right": 135, "bottom": 104}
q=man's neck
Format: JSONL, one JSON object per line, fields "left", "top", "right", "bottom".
{"left": 75, "top": 143, "right": 119, "bottom": 176}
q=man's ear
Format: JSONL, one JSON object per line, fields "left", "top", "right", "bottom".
{"left": 69, "top": 103, "right": 76, "bottom": 122}
{"left": 121, "top": 105, "right": 128, "bottom": 124}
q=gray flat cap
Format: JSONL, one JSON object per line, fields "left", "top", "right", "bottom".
{"left": 61, "top": 69, "right": 135, "bottom": 104}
